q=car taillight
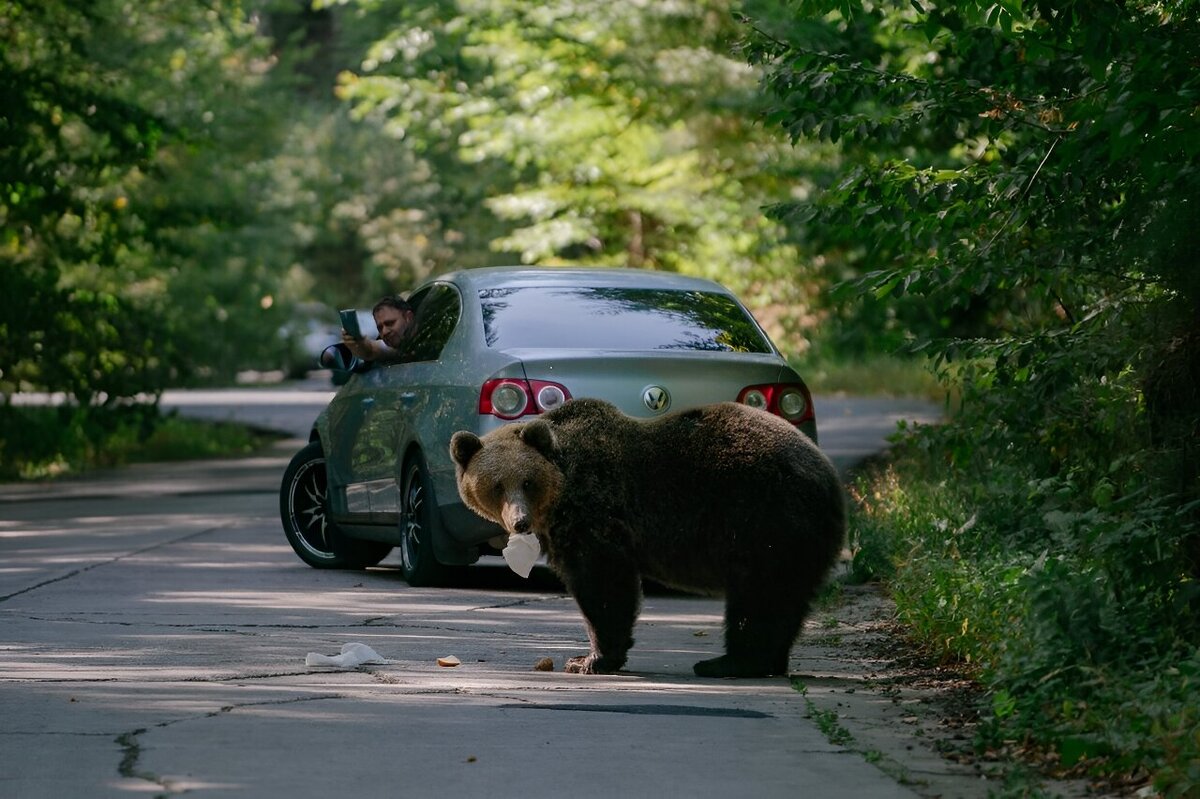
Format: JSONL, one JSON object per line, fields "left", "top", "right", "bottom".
{"left": 738, "top": 383, "right": 813, "bottom": 425}
{"left": 479, "top": 378, "right": 572, "bottom": 419}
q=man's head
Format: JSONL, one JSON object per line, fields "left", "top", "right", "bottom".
{"left": 372, "top": 296, "right": 415, "bottom": 349}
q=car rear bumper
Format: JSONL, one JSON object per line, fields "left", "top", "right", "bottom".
{"left": 439, "top": 500, "right": 504, "bottom": 546}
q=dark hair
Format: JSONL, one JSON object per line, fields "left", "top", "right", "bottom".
{"left": 373, "top": 295, "right": 413, "bottom": 315}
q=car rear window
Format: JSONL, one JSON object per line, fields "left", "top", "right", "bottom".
{"left": 478, "top": 286, "right": 772, "bottom": 352}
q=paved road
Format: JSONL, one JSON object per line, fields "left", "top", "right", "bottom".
{"left": 0, "top": 386, "right": 942, "bottom": 798}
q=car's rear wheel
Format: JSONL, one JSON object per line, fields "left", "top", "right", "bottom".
{"left": 280, "top": 442, "right": 392, "bottom": 569}
{"left": 399, "top": 454, "right": 451, "bottom": 587}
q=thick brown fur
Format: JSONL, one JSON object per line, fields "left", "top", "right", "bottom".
{"left": 449, "top": 398, "right": 846, "bottom": 678}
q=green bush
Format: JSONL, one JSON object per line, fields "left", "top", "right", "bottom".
{"left": 0, "top": 405, "right": 276, "bottom": 481}
{"left": 850, "top": 374, "right": 1200, "bottom": 792}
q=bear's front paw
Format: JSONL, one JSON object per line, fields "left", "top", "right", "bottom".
{"left": 564, "top": 653, "right": 624, "bottom": 674}
{"left": 564, "top": 655, "right": 592, "bottom": 673}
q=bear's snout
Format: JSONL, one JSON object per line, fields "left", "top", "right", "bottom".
{"left": 501, "top": 500, "right": 533, "bottom": 535}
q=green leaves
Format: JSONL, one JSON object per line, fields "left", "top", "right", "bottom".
{"left": 749, "top": 0, "right": 1200, "bottom": 375}
{"left": 334, "top": 0, "right": 810, "bottom": 289}
{"left": 0, "top": 0, "right": 322, "bottom": 400}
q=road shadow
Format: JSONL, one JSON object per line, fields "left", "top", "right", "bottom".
{"left": 367, "top": 558, "right": 705, "bottom": 599}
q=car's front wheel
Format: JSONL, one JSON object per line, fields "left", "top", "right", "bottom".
{"left": 280, "top": 441, "right": 392, "bottom": 569}
{"left": 399, "top": 454, "right": 451, "bottom": 587}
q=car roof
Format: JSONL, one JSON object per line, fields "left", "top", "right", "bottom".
{"left": 426, "top": 266, "right": 737, "bottom": 295}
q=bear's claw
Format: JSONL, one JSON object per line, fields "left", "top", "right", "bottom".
{"left": 565, "top": 654, "right": 624, "bottom": 674}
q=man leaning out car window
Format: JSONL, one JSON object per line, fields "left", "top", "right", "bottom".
{"left": 342, "top": 295, "right": 416, "bottom": 361}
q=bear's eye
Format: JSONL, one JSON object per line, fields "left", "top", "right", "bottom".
{"left": 522, "top": 478, "right": 536, "bottom": 494}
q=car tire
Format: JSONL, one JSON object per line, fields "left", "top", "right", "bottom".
{"left": 399, "top": 453, "right": 451, "bottom": 587}
{"left": 280, "top": 441, "right": 392, "bottom": 569}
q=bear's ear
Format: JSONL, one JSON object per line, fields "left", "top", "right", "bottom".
{"left": 449, "top": 431, "right": 483, "bottom": 468}
{"left": 520, "top": 420, "right": 558, "bottom": 458}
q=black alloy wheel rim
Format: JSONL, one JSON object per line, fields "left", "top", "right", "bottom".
{"left": 402, "top": 466, "right": 424, "bottom": 566}
{"left": 291, "top": 458, "right": 332, "bottom": 558}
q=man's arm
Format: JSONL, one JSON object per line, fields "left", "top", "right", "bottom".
{"left": 341, "top": 330, "right": 390, "bottom": 361}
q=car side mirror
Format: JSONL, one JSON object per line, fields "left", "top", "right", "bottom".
{"left": 319, "top": 343, "right": 371, "bottom": 374}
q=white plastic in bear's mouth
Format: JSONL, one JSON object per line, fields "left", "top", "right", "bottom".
{"left": 502, "top": 533, "right": 541, "bottom": 578}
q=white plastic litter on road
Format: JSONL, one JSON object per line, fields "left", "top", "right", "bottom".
{"left": 304, "top": 642, "right": 387, "bottom": 669}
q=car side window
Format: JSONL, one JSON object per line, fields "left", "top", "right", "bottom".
{"left": 387, "top": 283, "right": 461, "bottom": 364}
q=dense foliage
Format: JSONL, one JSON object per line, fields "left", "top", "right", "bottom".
{"left": 2, "top": 1, "right": 292, "bottom": 394}
{"left": 1, "top": 0, "right": 304, "bottom": 470}
{"left": 327, "top": 0, "right": 836, "bottom": 339}
{"left": 742, "top": 0, "right": 1199, "bottom": 791}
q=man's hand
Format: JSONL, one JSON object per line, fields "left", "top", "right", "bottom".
{"left": 341, "top": 329, "right": 377, "bottom": 360}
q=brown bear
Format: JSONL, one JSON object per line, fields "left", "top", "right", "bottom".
{"left": 449, "top": 398, "right": 845, "bottom": 678}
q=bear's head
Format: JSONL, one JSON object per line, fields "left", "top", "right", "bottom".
{"left": 450, "top": 420, "right": 563, "bottom": 537}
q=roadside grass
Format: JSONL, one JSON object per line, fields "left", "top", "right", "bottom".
{"left": 0, "top": 405, "right": 281, "bottom": 481}
{"left": 848, "top": 431, "right": 1200, "bottom": 797}
{"left": 792, "top": 678, "right": 857, "bottom": 747}
{"left": 792, "top": 353, "right": 946, "bottom": 400}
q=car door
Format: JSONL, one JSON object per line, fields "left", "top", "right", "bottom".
{"left": 325, "top": 284, "right": 464, "bottom": 526}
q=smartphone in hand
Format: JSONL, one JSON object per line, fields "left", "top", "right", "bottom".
{"left": 339, "top": 308, "right": 363, "bottom": 339}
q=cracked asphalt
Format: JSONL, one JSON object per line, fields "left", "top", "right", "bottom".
{"left": 2, "top": 390, "right": 970, "bottom": 798}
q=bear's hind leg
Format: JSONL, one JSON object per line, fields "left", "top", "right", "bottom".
{"left": 694, "top": 590, "right": 806, "bottom": 678}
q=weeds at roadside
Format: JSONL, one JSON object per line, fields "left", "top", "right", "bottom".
{"left": 0, "top": 405, "right": 280, "bottom": 481}
{"left": 792, "top": 672, "right": 927, "bottom": 791}
{"left": 793, "top": 678, "right": 856, "bottom": 747}
{"left": 848, "top": 411, "right": 1200, "bottom": 796}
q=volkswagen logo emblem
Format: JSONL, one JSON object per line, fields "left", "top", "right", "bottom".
{"left": 642, "top": 385, "right": 670, "bottom": 413}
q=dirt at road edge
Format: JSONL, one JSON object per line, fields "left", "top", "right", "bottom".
{"left": 792, "top": 583, "right": 1117, "bottom": 799}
